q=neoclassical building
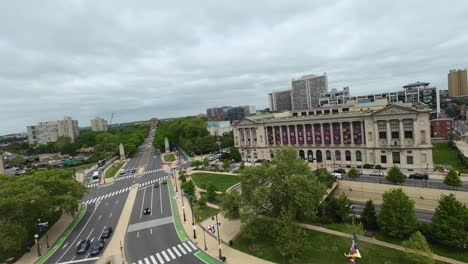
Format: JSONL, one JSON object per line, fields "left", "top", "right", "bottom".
{"left": 233, "top": 104, "right": 434, "bottom": 170}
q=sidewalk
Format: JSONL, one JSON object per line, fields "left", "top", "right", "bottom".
{"left": 101, "top": 159, "right": 128, "bottom": 185}
{"left": 298, "top": 223, "right": 466, "bottom": 264}
{"left": 97, "top": 181, "right": 138, "bottom": 264}
{"left": 171, "top": 168, "right": 273, "bottom": 264}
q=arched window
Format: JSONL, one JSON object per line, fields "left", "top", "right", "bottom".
{"left": 316, "top": 150, "right": 323, "bottom": 162}
{"left": 299, "top": 150, "right": 305, "bottom": 160}
{"left": 335, "top": 150, "right": 341, "bottom": 161}
{"left": 345, "top": 150, "right": 351, "bottom": 161}
{"left": 326, "top": 150, "right": 331, "bottom": 161}
{"left": 307, "top": 150, "right": 314, "bottom": 162}
{"left": 356, "top": 151, "right": 362, "bottom": 161}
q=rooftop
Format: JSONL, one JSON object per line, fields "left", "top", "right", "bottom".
{"left": 403, "top": 81, "right": 430, "bottom": 88}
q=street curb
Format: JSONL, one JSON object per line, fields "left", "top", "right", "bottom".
{"left": 35, "top": 205, "right": 88, "bottom": 264}
{"left": 167, "top": 178, "right": 189, "bottom": 241}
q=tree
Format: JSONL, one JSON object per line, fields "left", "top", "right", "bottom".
{"left": 239, "top": 161, "right": 245, "bottom": 170}
{"left": 206, "top": 184, "right": 217, "bottom": 202}
{"left": 431, "top": 194, "right": 468, "bottom": 248}
{"left": 229, "top": 147, "right": 242, "bottom": 162}
{"left": 7, "top": 156, "right": 27, "bottom": 167}
{"left": 385, "top": 165, "right": 406, "bottom": 184}
{"left": 402, "top": 231, "right": 434, "bottom": 264}
{"left": 361, "top": 200, "right": 378, "bottom": 230}
{"left": 190, "top": 160, "right": 203, "bottom": 168}
{"left": 443, "top": 169, "right": 462, "bottom": 189}
{"left": 378, "top": 188, "right": 417, "bottom": 238}
{"left": 274, "top": 207, "right": 303, "bottom": 263}
{"left": 181, "top": 180, "right": 195, "bottom": 197}
{"left": 222, "top": 159, "right": 230, "bottom": 171}
{"left": 178, "top": 170, "right": 187, "bottom": 182}
{"left": 221, "top": 190, "right": 241, "bottom": 220}
{"left": 335, "top": 192, "right": 353, "bottom": 223}
{"left": 203, "top": 157, "right": 209, "bottom": 167}
{"left": 347, "top": 167, "right": 360, "bottom": 180}
{"left": 198, "top": 195, "right": 207, "bottom": 209}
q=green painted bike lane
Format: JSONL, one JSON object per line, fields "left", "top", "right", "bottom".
{"left": 167, "top": 179, "right": 220, "bottom": 264}
{"left": 35, "top": 205, "right": 87, "bottom": 264}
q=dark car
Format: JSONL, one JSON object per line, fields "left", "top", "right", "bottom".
{"left": 76, "top": 239, "right": 90, "bottom": 255}
{"left": 131, "top": 168, "right": 137, "bottom": 173}
{"left": 101, "top": 226, "right": 113, "bottom": 239}
{"left": 409, "top": 173, "right": 429, "bottom": 180}
{"left": 143, "top": 208, "right": 151, "bottom": 215}
{"left": 161, "top": 180, "right": 167, "bottom": 185}
{"left": 90, "top": 239, "right": 105, "bottom": 256}
{"left": 333, "top": 168, "right": 346, "bottom": 174}
{"left": 154, "top": 182, "right": 160, "bottom": 188}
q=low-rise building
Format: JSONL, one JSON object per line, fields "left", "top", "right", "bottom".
{"left": 430, "top": 118, "right": 453, "bottom": 139}
{"left": 27, "top": 116, "right": 80, "bottom": 145}
{"left": 233, "top": 104, "right": 433, "bottom": 170}
{"left": 206, "top": 121, "right": 232, "bottom": 136}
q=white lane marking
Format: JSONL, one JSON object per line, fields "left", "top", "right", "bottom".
{"left": 177, "top": 244, "right": 187, "bottom": 254}
{"left": 161, "top": 250, "right": 170, "bottom": 262}
{"left": 116, "top": 200, "right": 119, "bottom": 204}
{"left": 143, "top": 257, "right": 150, "bottom": 264}
{"left": 138, "top": 260, "right": 143, "bottom": 264}
{"left": 76, "top": 241, "right": 81, "bottom": 246}
{"left": 109, "top": 212, "right": 113, "bottom": 218}
{"left": 71, "top": 256, "right": 76, "bottom": 261}
{"left": 137, "top": 231, "right": 139, "bottom": 238}
{"left": 98, "top": 215, "right": 102, "bottom": 220}
{"left": 182, "top": 242, "right": 192, "bottom": 252}
{"left": 149, "top": 255, "right": 157, "bottom": 264}
{"left": 90, "top": 237, "right": 94, "bottom": 243}
{"left": 140, "top": 187, "right": 147, "bottom": 219}
{"left": 150, "top": 184, "right": 154, "bottom": 216}
{"left": 56, "top": 257, "right": 100, "bottom": 264}
{"left": 106, "top": 202, "right": 108, "bottom": 206}
{"left": 86, "top": 228, "right": 94, "bottom": 239}
{"left": 159, "top": 183, "right": 162, "bottom": 214}
{"left": 91, "top": 198, "right": 97, "bottom": 203}
{"left": 187, "top": 240, "right": 197, "bottom": 250}
{"left": 150, "top": 228, "right": 152, "bottom": 235}
{"left": 62, "top": 242, "right": 68, "bottom": 249}
{"left": 166, "top": 248, "right": 176, "bottom": 259}
{"left": 111, "top": 191, "right": 116, "bottom": 196}
{"left": 155, "top": 253, "right": 164, "bottom": 264}
{"left": 172, "top": 246, "right": 181, "bottom": 257}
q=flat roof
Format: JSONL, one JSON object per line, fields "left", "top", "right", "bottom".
{"left": 403, "top": 81, "right": 430, "bottom": 88}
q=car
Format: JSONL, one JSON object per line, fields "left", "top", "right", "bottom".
{"left": 76, "top": 239, "right": 91, "bottom": 255}
{"left": 333, "top": 168, "right": 346, "bottom": 174}
{"left": 331, "top": 172, "right": 342, "bottom": 179}
{"left": 208, "top": 156, "right": 216, "bottom": 161}
{"left": 161, "top": 180, "right": 167, "bottom": 185}
{"left": 131, "top": 168, "right": 136, "bottom": 173}
{"left": 119, "top": 169, "right": 125, "bottom": 175}
{"left": 101, "top": 226, "right": 113, "bottom": 239}
{"left": 90, "top": 239, "right": 105, "bottom": 256}
{"left": 370, "top": 171, "right": 384, "bottom": 177}
{"left": 154, "top": 182, "right": 160, "bottom": 188}
{"left": 409, "top": 173, "right": 429, "bottom": 180}
{"left": 143, "top": 208, "right": 151, "bottom": 215}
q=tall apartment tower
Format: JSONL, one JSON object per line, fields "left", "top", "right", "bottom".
{"left": 91, "top": 116, "right": 108, "bottom": 132}
{"left": 291, "top": 73, "right": 328, "bottom": 110}
{"left": 448, "top": 69, "right": 468, "bottom": 97}
{"left": 57, "top": 116, "right": 80, "bottom": 142}
{"left": 27, "top": 116, "right": 79, "bottom": 145}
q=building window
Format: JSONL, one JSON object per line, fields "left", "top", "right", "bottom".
{"left": 335, "top": 150, "right": 341, "bottom": 161}
{"left": 378, "top": 122, "right": 387, "bottom": 139}
{"left": 391, "top": 122, "right": 399, "bottom": 139}
{"left": 392, "top": 152, "right": 400, "bottom": 164}
{"left": 407, "top": 156, "right": 413, "bottom": 164}
{"left": 326, "top": 150, "right": 331, "bottom": 160}
{"left": 345, "top": 151, "right": 351, "bottom": 161}
{"left": 254, "top": 153, "right": 258, "bottom": 159}
{"left": 381, "top": 155, "right": 387, "bottom": 163}
{"left": 356, "top": 151, "right": 362, "bottom": 161}
{"left": 404, "top": 121, "right": 413, "bottom": 138}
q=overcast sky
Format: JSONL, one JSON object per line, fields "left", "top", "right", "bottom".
{"left": 1, "top": 0, "right": 468, "bottom": 135}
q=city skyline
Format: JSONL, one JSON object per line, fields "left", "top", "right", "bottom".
{"left": 1, "top": 1, "right": 468, "bottom": 135}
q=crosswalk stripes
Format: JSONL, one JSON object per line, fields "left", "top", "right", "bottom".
{"left": 143, "top": 169, "right": 163, "bottom": 175}
{"left": 138, "top": 176, "right": 169, "bottom": 188}
{"left": 132, "top": 242, "right": 197, "bottom": 264}
{"left": 115, "top": 174, "right": 135, "bottom": 181}
{"left": 81, "top": 186, "right": 132, "bottom": 205}
{"left": 86, "top": 183, "right": 98, "bottom": 188}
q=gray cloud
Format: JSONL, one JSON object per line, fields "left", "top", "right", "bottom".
{"left": 1, "top": 0, "right": 468, "bottom": 135}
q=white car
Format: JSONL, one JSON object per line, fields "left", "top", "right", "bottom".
{"left": 370, "top": 171, "right": 384, "bottom": 177}
{"left": 119, "top": 169, "right": 125, "bottom": 175}
{"left": 331, "top": 172, "right": 342, "bottom": 179}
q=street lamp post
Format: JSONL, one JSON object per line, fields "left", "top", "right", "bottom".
{"left": 181, "top": 190, "right": 187, "bottom": 222}
{"left": 189, "top": 195, "right": 197, "bottom": 239}
{"left": 202, "top": 225, "right": 208, "bottom": 250}
{"left": 212, "top": 213, "right": 222, "bottom": 259}
{"left": 34, "top": 234, "right": 40, "bottom": 257}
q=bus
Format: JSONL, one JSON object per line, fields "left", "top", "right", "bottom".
{"left": 92, "top": 171, "right": 100, "bottom": 183}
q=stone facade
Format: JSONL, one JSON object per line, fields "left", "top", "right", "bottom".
{"left": 233, "top": 104, "right": 433, "bottom": 170}
{"left": 27, "top": 116, "right": 79, "bottom": 144}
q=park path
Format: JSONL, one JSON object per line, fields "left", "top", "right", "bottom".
{"left": 298, "top": 223, "right": 466, "bottom": 264}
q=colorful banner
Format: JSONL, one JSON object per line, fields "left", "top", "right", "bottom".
{"left": 343, "top": 122, "right": 352, "bottom": 144}
{"left": 275, "top": 127, "right": 281, "bottom": 145}
{"left": 298, "top": 125, "right": 304, "bottom": 145}
{"left": 267, "top": 127, "right": 273, "bottom": 145}
{"left": 323, "top": 123, "right": 331, "bottom": 145}
{"left": 281, "top": 126, "right": 288, "bottom": 145}
{"left": 333, "top": 123, "right": 341, "bottom": 144}
{"left": 289, "top": 125, "right": 296, "bottom": 145}
{"left": 353, "top": 122, "right": 363, "bottom": 144}
{"left": 305, "top": 124, "right": 313, "bottom": 144}
{"left": 314, "top": 124, "right": 322, "bottom": 144}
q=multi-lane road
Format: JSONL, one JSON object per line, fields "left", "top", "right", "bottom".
{"left": 45, "top": 130, "right": 156, "bottom": 264}
{"left": 351, "top": 201, "right": 434, "bottom": 223}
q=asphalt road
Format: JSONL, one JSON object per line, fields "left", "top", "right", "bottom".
{"left": 125, "top": 141, "right": 205, "bottom": 264}
{"left": 45, "top": 130, "right": 155, "bottom": 264}
{"left": 351, "top": 201, "right": 434, "bottom": 223}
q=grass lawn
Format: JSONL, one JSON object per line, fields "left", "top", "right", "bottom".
{"left": 234, "top": 227, "right": 446, "bottom": 264}
{"left": 163, "top": 154, "right": 176, "bottom": 162}
{"left": 432, "top": 142, "right": 465, "bottom": 170}
{"left": 105, "top": 162, "right": 124, "bottom": 178}
{"left": 190, "top": 173, "right": 240, "bottom": 192}
{"left": 193, "top": 205, "right": 219, "bottom": 222}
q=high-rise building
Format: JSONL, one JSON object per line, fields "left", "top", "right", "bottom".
{"left": 91, "top": 116, "right": 108, "bottom": 132}
{"left": 27, "top": 116, "right": 80, "bottom": 145}
{"left": 269, "top": 89, "right": 292, "bottom": 112}
{"left": 207, "top": 105, "right": 255, "bottom": 122}
{"left": 448, "top": 69, "right": 468, "bottom": 97}
{"left": 291, "top": 73, "right": 328, "bottom": 110}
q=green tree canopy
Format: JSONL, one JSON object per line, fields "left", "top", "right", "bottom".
{"left": 229, "top": 147, "right": 241, "bottom": 162}
{"left": 431, "top": 194, "right": 468, "bottom": 249}
{"left": 347, "top": 167, "right": 360, "bottom": 180}
{"left": 443, "top": 169, "right": 462, "bottom": 189}
{"left": 378, "top": 188, "right": 417, "bottom": 238}
{"left": 385, "top": 165, "right": 406, "bottom": 184}
{"left": 361, "top": 200, "right": 378, "bottom": 230}
{"left": 274, "top": 207, "right": 304, "bottom": 263}
{"left": 221, "top": 190, "right": 241, "bottom": 220}
{"left": 402, "top": 231, "right": 434, "bottom": 264}
{"left": 335, "top": 192, "right": 353, "bottom": 223}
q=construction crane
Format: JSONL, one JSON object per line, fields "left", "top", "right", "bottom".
{"left": 109, "top": 112, "right": 115, "bottom": 127}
